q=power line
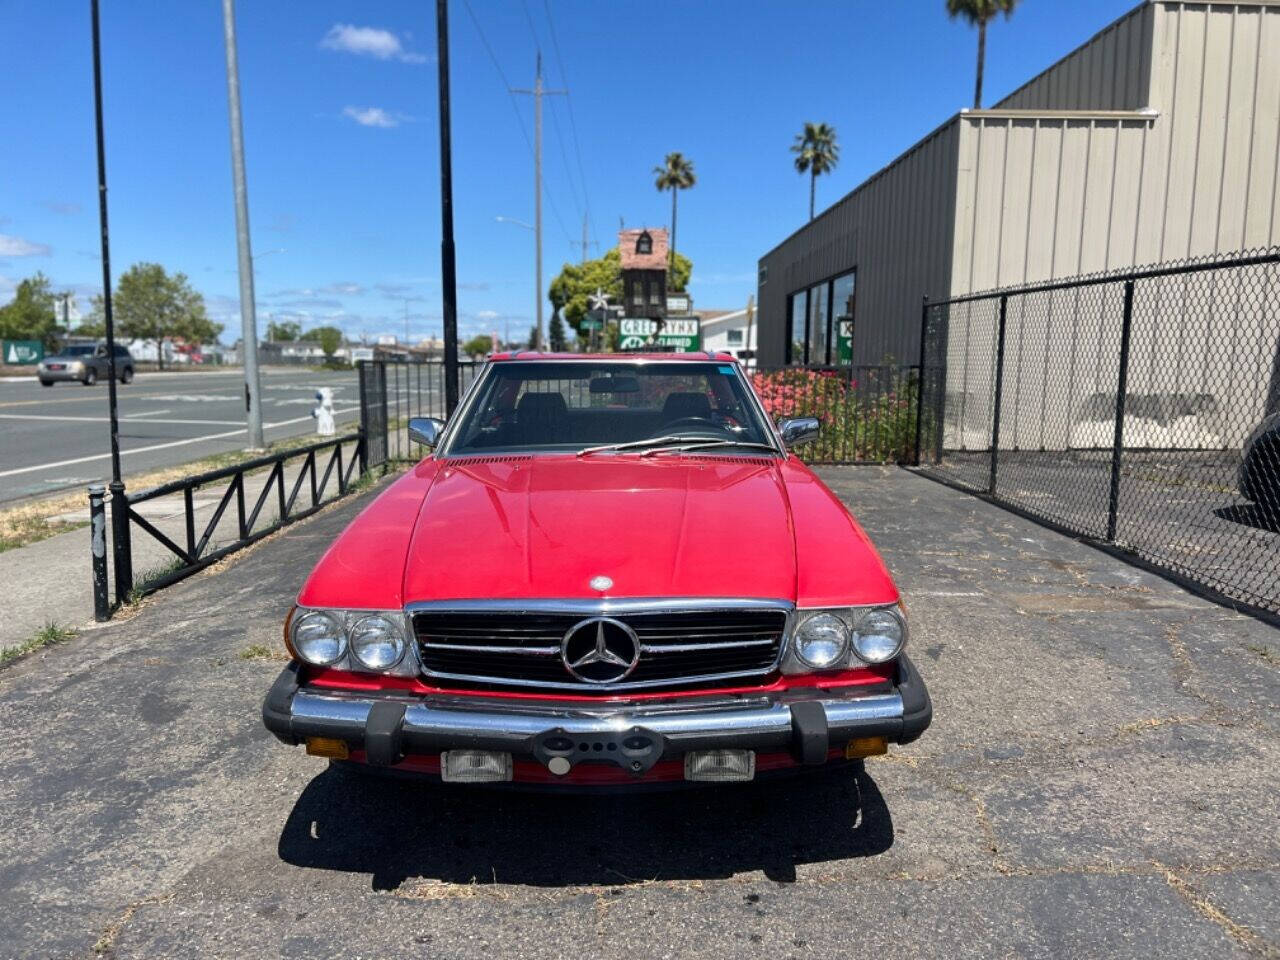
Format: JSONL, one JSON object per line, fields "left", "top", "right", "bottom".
{"left": 542, "top": 0, "right": 594, "bottom": 249}
{"left": 460, "top": 0, "right": 577, "bottom": 254}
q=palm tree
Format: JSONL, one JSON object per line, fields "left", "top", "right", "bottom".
{"left": 791, "top": 122, "right": 839, "bottom": 221}
{"left": 653, "top": 152, "right": 696, "bottom": 279}
{"left": 946, "top": 0, "right": 1019, "bottom": 109}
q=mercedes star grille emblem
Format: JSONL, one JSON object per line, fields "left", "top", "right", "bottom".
{"left": 561, "top": 617, "right": 640, "bottom": 684}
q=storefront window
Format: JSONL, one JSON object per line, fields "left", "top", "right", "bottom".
{"left": 808, "top": 283, "right": 829, "bottom": 365}
{"left": 831, "top": 271, "right": 855, "bottom": 364}
{"left": 788, "top": 292, "right": 807, "bottom": 365}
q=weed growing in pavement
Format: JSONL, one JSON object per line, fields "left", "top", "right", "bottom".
{"left": 239, "top": 643, "right": 276, "bottom": 660}
{"left": 126, "top": 558, "right": 187, "bottom": 605}
{"left": 0, "top": 621, "right": 78, "bottom": 668}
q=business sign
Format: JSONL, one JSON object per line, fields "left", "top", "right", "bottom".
{"left": 3, "top": 340, "right": 43, "bottom": 365}
{"left": 618, "top": 317, "right": 701, "bottom": 351}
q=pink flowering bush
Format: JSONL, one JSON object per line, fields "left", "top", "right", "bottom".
{"left": 752, "top": 367, "right": 920, "bottom": 463}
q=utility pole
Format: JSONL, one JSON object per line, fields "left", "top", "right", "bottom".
{"left": 221, "top": 0, "right": 264, "bottom": 449}
{"left": 513, "top": 54, "right": 564, "bottom": 349}
{"left": 437, "top": 0, "right": 459, "bottom": 414}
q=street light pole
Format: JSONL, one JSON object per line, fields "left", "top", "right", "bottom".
{"left": 221, "top": 0, "right": 264, "bottom": 450}
{"left": 90, "top": 0, "right": 132, "bottom": 604}
{"left": 437, "top": 0, "right": 459, "bottom": 415}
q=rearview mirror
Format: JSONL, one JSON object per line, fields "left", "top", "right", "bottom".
{"left": 777, "top": 417, "right": 820, "bottom": 449}
{"left": 408, "top": 416, "right": 445, "bottom": 449}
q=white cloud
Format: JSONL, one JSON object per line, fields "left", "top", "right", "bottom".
{"left": 475, "top": 310, "right": 499, "bottom": 320}
{"left": 320, "top": 24, "right": 426, "bottom": 63}
{"left": 0, "top": 234, "right": 52, "bottom": 257}
{"left": 342, "top": 106, "right": 398, "bottom": 129}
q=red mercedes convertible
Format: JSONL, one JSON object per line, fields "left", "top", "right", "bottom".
{"left": 263, "top": 353, "right": 931, "bottom": 786}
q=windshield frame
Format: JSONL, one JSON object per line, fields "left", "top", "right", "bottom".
{"left": 434, "top": 357, "right": 784, "bottom": 459}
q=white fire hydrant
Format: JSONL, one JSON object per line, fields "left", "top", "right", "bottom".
{"left": 312, "top": 387, "right": 336, "bottom": 436}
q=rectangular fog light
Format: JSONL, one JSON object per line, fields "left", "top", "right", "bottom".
{"left": 684, "top": 750, "right": 755, "bottom": 782}
{"left": 845, "top": 736, "right": 888, "bottom": 759}
{"left": 441, "top": 750, "right": 513, "bottom": 783}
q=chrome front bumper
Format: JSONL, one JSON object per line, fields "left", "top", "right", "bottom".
{"left": 262, "top": 656, "right": 932, "bottom": 774}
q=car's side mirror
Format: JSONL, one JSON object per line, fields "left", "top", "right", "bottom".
{"left": 408, "top": 416, "right": 446, "bottom": 449}
{"left": 777, "top": 417, "right": 820, "bottom": 449}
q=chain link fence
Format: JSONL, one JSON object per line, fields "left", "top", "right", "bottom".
{"left": 919, "top": 248, "right": 1280, "bottom": 623}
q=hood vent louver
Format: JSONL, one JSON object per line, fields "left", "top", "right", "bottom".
{"left": 447, "top": 455, "right": 535, "bottom": 466}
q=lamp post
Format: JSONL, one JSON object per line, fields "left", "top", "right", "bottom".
{"left": 496, "top": 216, "right": 536, "bottom": 344}
{"left": 437, "top": 0, "right": 459, "bottom": 415}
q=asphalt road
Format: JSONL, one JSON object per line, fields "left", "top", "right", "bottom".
{"left": 0, "top": 368, "right": 368, "bottom": 504}
{"left": 1, "top": 467, "right": 1276, "bottom": 958}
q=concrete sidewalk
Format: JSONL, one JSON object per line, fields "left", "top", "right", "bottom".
{"left": 0, "top": 467, "right": 1277, "bottom": 959}
{"left": 0, "top": 435, "right": 363, "bottom": 649}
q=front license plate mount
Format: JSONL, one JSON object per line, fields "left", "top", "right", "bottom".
{"left": 531, "top": 726, "right": 663, "bottom": 775}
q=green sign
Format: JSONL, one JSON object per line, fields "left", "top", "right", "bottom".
{"left": 836, "top": 318, "right": 853, "bottom": 364}
{"left": 2, "top": 340, "right": 43, "bottom": 365}
{"left": 618, "top": 317, "right": 701, "bottom": 351}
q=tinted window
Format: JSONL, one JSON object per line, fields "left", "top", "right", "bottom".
{"left": 448, "top": 361, "right": 773, "bottom": 454}
{"left": 64, "top": 345, "right": 95, "bottom": 356}
{"left": 114, "top": 345, "right": 132, "bottom": 357}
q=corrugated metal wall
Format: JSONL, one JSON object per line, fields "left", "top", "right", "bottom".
{"left": 755, "top": 121, "right": 959, "bottom": 366}
{"left": 993, "top": 4, "right": 1154, "bottom": 111}
{"left": 756, "top": 0, "right": 1280, "bottom": 375}
{"left": 946, "top": 1, "right": 1280, "bottom": 449}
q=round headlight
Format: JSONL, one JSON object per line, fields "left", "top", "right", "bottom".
{"left": 852, "top": 608, "right": 905, "bottom": 663}
{"left": 292, "top": 610, "right": 347, "bottom": 665}
{"left": 793, "top": 613, "right": 849, "bottom": 669}
{"left": 350, "top": 614, "right": 406, "bottom": 671}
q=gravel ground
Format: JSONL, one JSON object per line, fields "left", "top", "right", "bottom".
{"left": 0, "top": 466, "right": 1277, "bottom": 959}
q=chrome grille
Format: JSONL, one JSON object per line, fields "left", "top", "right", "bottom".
{"left": 412, "top": 602, "right": 789, "bottom": 693}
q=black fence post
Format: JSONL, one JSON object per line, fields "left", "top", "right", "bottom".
{"left": 1106, "top": 279, "right": 1136, "bottom": 542}
{"left": 914, "top": 296, "right": 929, "bottom": 466}
{"left": 109, "top": 480, "right": 132, "bottom": 605}
{"left": 988, "top": 294, "right": 1009, "bottom": 495}
{"left": 378, "top": 360, "right": 390, "bottom": 474}
{"left": 89, "top": 485, "right": 110, "bottom": 621}
{"left": 356, "top": 360, "right": 370, "bottom": 475}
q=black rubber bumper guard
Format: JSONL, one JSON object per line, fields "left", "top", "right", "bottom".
{"left": 262, "top": 656, "right": 933, "bottom": 770}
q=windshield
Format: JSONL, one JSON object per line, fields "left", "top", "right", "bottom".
{"left": 445, "top": 361, "right": 777, "bottom": 455}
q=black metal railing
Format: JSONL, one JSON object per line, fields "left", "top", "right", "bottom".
{"left": 358, "top": 358, "right": 481, "bottom": 469}
{"left": 918, "top": 247, "right": 1280, "bottom": 624}
{"left": 90, "top": 432, "right": 364, "bottom": 618}
{"left": 750, "top": 364, "right": 922, "bottom": 464}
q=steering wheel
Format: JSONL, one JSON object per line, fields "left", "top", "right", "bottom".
{"left": 658, "top": 417, "right": 736, "bottom": 439}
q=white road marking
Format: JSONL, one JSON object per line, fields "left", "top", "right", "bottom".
{"left": 0, "top": 407, "right": 359, "bottom": 479}
{"left": 125, "top": 408, "right": 173, "bottom": 418}
{"left": 0, "top": 413, "right": 249, "bottom": 426}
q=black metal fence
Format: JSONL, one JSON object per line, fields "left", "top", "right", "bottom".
{"left": 357, "top": 358, "right": 480, "bottom": 468}
{"left": 918, "top": 248, "right": 1280, "bottom": 623}
{"left": 90, "top": 433, "right": 364, "bottom": 619}
{"left": 751, "top": 364, "right": 922, "bottom": 464}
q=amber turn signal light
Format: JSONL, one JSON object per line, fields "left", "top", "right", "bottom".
{"left": 305, "top": 737, "right": 350, "bottom": 759}
{"left": 845, "top": 736, "right": 887, "bottom": 758}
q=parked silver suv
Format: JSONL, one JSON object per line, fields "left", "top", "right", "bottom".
{"left": 37, "top": 343, "right": 135, "bottom": 386}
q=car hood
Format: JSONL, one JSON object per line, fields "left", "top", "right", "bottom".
{"left": 403, "top": 455, "right": 797, "bottom": 601}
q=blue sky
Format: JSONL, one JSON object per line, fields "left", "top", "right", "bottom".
{"left": 1, "top": 0, "right": 1137, "bottom": 346}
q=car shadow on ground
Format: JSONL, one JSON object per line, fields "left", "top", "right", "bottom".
{"left": 1213, "top": 503, "right": 1280, "bottom": 533}
{"left": 278, "top": 761, "right": 894, "bottom": 890}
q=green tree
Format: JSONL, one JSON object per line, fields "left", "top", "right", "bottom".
{"left": 92, "top": 263, "right": 220, "bottom": 369}
{"left": 304, "top": 325, "right": 343, "bottom": 358}
{"left": 0, "top": 273, "right": 67, "bottom": 350}
{"left": 463, "top": 333, "right": 494, "bottom": 358}
{"left": 527, "top": 323, "right": 540, "bottom": 350}
{"left": 791, "top": 122, "right": 840, "bottom": 221}
{"left": 548, "top": 311, "right": 568, "bottom": 352}
{"left": 653, "top": 152, "right": 695, "bottom": 277}
{"left": 946, "top": 0, "right": 1019, "bottom": 108}
{"left": 667, "top": 251, "right": 692, "bottom": 294}
{"left": 71, "top": 318, "right": 105, "bottom": 338}
{"left": 267, "top": 318, "right": 302, "bottom": 341}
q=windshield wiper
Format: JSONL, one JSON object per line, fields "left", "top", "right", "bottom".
{"left": 640, "top": 439, "right": 779, "bottom": 457}
{"left": 577, "top": 435, "right": 726, "bottom": 456}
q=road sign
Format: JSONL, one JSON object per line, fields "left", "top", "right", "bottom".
{"left": 3, "top": 340, "right": 43, "bottom": 365}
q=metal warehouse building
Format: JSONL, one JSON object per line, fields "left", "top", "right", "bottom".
{"left": 755, "top": 0, "right": 1280, "bottom": 368}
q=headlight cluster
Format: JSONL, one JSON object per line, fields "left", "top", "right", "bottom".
{"left": 286, "top": 607, "right": 416, "bottom": 675}
{"left": 782, "top": 604, "right": 907, "bottom": 674}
